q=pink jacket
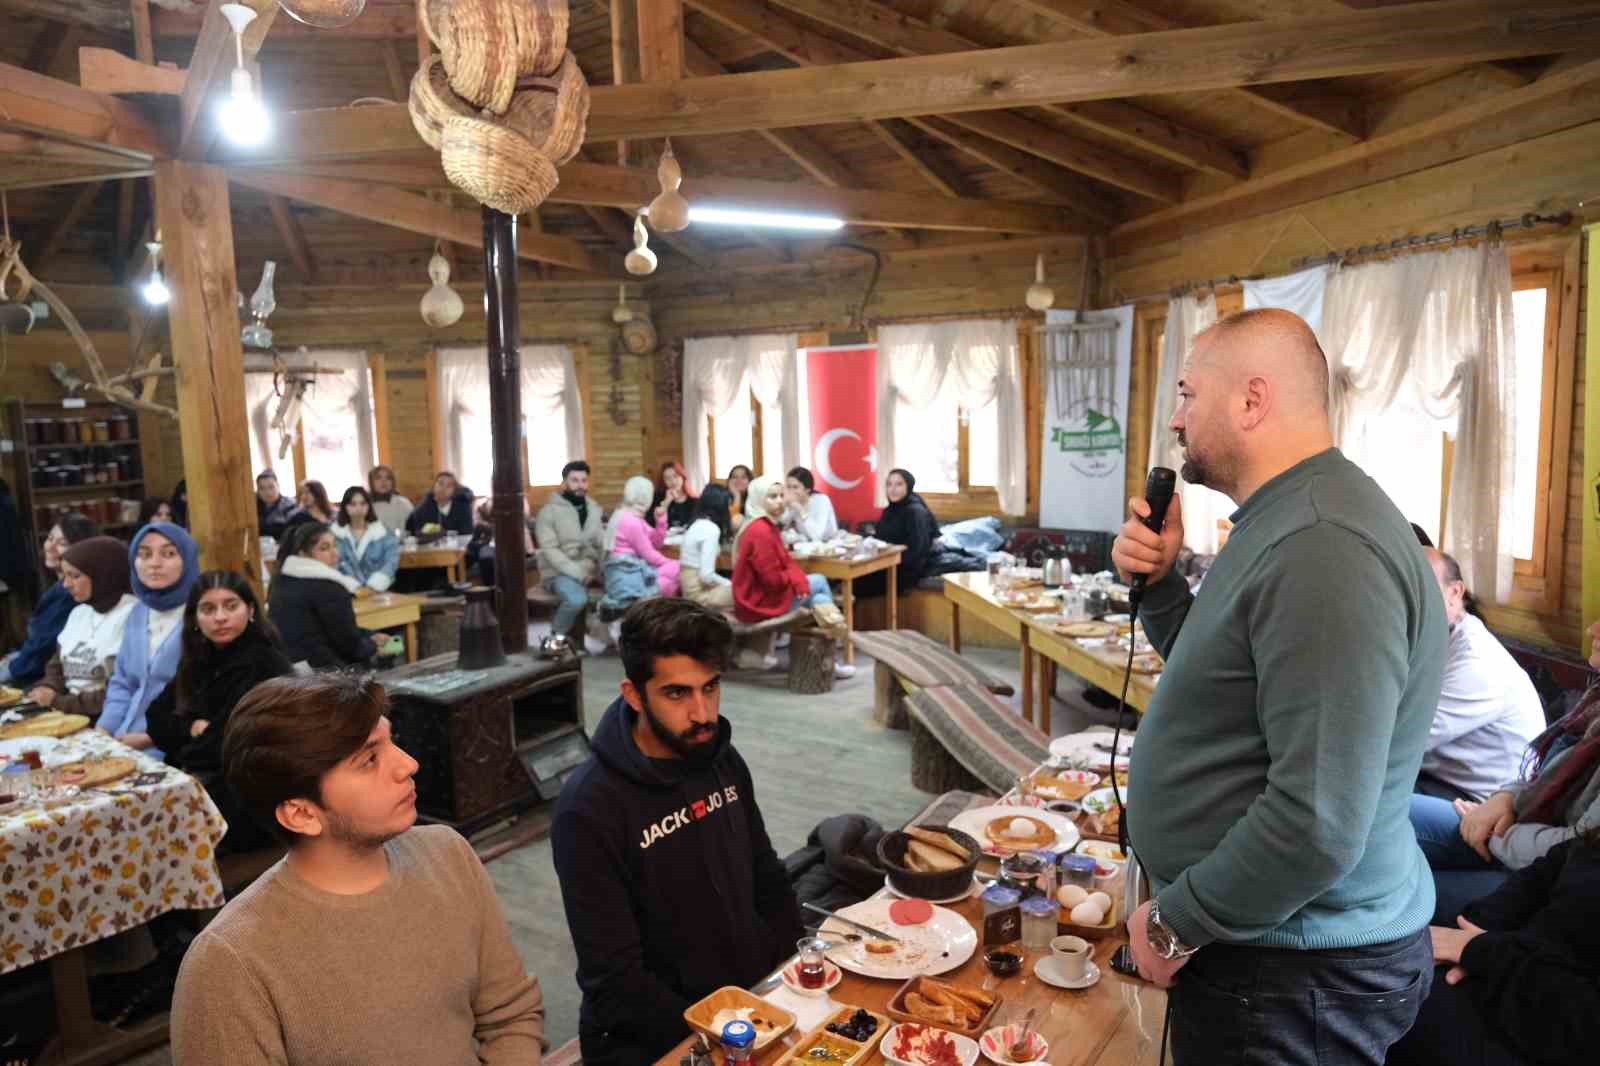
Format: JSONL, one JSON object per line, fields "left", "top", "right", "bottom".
{"left": 611, "top": 511, "right": 680, "bottom": 597}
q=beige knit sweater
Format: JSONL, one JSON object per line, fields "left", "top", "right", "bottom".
{"left": 172, "top": 825, "right": 545, "bottom": 1065}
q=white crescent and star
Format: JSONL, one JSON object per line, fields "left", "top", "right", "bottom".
{"left": 814, "top": 427, "right": 879, "bottom": 490}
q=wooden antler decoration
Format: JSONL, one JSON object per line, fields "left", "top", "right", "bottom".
{"left": 0, "top": 234, "right": 178, "bottom": 420}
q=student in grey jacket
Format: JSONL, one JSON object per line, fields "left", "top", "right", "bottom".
{"left": 535, "top": 461, "right": 606, "bottom": 639}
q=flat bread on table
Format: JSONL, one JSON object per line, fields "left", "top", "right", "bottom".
{"left": 984, "top": 814, "right": 1056, "bottom": 849}
{"left": 0, "top": 712, "right": 91, "bottom": 740}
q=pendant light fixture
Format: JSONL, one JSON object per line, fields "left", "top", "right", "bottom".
{"left": 646, "top": 139, "right": 690, "bottom": 233}
{"left": 141, "top": 239, "right": 169, "bottom": 307}
{"left": 277, "top": 0, "right": 366, "bottom": 30}
{"left": 1025, "top": 251, "right": 1055, "bottom": 312}
{"left": 624, "top": 215, "right": 657, "bottom": 276}
{"left": 420, "top": 244, "right": 464, "bottom": 327}
{"left": 241, "top": 260, "right": 276, "bottom": 348}
{"left": 217, "top": 4, "right": 271, "bottom": 147}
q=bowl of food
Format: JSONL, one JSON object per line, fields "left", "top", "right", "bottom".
{"left": 877, "top": 825, "right": 980, "bottom": 901}
{"left": 979, "top": 1024, "right": 1049, "bottom": 1065}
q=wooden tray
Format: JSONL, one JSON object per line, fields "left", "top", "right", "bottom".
{"left": 1058, "top": 896, "right": 1120, "bottom": 940}
{"left": 885, "top": 975, "right": 1001, "bottom": 1041}
{"left": 682, "top": 986, "right": 795, "bottom": 1052}
{"left": 771, "top": 1006, "right": 890, "bottom": 1066}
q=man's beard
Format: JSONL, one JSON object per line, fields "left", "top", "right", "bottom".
{"left": 1177, "top": 429, "right": 1220, "bottom": 490}
{"left": 323, "top": 808, "right": 404, "bottom": 852}
{"left": 641, "top": 694, "right": 718, "bottom": 765}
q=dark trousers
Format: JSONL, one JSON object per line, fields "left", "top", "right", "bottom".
{"left": 1410, "top": 794, "right": 1511, "bottom": 924}
{"left": 1170, "top": 928, "right": 1432, "bottom": 1066}
{"left": 1385, "top": 975, "right": 1525, "bottom": 1066}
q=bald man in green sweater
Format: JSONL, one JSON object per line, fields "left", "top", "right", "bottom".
{"left": 1112, "top": 309, "right": 1446, "bottom": 1066}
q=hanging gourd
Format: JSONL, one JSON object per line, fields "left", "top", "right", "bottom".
{"left": 1025, "top": 251, "right": 1055, "bottom": 311}
{"left": 420, "top": 245, "right": 465, "bottom": 327}
{"left": 625, "top": 214, "right": 658, "bottom": 276}
{"left": 646, "top": 139, "right": 690, "bottom": 233}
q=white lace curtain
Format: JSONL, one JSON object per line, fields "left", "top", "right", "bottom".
{"left": 875, "top": 319, "right": 1027, "bottom": 514}
{"left": 242, "top": 350, "right": 374, "bottom": 497}
{"left": 437, "top": 344, "right": 584, "bottom": 496}
{"left": 681, "top": 333, "right": 800, "bottom": 488}
{"left": 1147, "top": 295, "right": 1233, "bottom": 555}
{"left": 1322, "top": 243, "right": 1516, "bottom": 601}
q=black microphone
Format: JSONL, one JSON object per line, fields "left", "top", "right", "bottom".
{"left": 1128, "top": 466, "right": 1177, "bottom": 606}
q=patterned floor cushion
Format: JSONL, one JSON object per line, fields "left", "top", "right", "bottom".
{"left": 904, "top": 683, "right": 1048, "bottom": 794}
{"left": 851, "top": 630, "right": 1014, "bottom": 696}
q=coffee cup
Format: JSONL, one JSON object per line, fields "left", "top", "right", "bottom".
{"left": 1049, "top": 934, "right": 1091, "bottom": 982}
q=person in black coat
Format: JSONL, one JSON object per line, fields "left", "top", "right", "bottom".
{"left": 405, "top": 471, "right": 475, "bottom": 537}
{"left": 1387, "top": 831, "right": 1600, "bottom": 1066}
{"left": 858, "top": 468, "right": 939, "bottom": 597}
{"left": 267, "top": 523, "right": 381, "bottom": 669}
{"left": 148, "top": 570, "right": 293, "bottom": 854}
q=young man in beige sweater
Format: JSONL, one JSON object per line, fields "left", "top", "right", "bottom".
{"left": 171, "top": 673, "right": 546, "bottom": 1065}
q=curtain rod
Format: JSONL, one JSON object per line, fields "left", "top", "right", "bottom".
{"left": 1114, "top": 210, "right": 1575, "bottom": 307}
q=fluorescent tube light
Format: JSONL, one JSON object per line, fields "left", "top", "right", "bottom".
{"left": 685, "top": 206, "right": 844, "bottom": 231}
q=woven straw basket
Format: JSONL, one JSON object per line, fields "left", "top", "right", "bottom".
{"left": 409, "top": 54, "right": 478, "bottom": 150}
{"left": 509, "top": 0, "right": 569, "bottom": 78}
{"left": 429, "top": 0, "right": 570, "bottom": 113}
{"left": 440, "top": 114, "right": 558, "bottom": 215}
{"left": 494, "top": 52, "right": 588, "bottom": 165}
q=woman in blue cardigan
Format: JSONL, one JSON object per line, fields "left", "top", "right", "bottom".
{"left": 97, "top": 522, "right": 199, "bottom": 756}
{"left": 333, "top": 486, "right": 399, "bottom": 592}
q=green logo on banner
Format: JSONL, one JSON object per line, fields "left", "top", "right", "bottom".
{"left": 1051, "top": 408, "right": 1123, "bottom": 454}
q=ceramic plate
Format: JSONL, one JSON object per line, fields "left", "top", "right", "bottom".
{"left": 780, "top": 957, "right": 842, "bottom": 997}
{"left": 1048, "top": 731, "right": 1134, "bottom": 760}
{"left": 1034, "top": 956, "right": 1101, "bottom": 991}
{"left": 880, "top": 1023, "right": 981, "bottom": 1066}
{"left": 882, "top": 874, "right": 981, "bottom": 905}
{"left": 948, "top": 804, "right": 1080, "bottom": 857}
{"left": 1081, "top": 788, "right": 1125, "bottom": 817}
{"left": 818, "top": 900, "right": 977, "bottom": 980}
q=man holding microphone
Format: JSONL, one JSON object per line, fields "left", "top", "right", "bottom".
{"left": 1112, "top": 309, "right": 1447, "bottom": 1065}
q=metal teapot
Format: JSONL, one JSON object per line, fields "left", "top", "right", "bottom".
{"left": 1041, "top": 545, "right": 1072, "bottom": 590}
{"left": 538, "top": 633, "right": 575, "bottom": 660}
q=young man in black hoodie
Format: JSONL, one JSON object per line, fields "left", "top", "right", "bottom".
{"left": 552, "top": 598, "right": 804, "bottom": 1064}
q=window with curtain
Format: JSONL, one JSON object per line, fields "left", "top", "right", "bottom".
{"left": 683, "top": 334, "right": 800, "bottom": 489}
{"left": 242, "top": 351, "right": 376, "bottom": 495}
{"left": 435, "top": 344, "right": 585, "bottom": 497}
{"left": 875, "top": 319, "right": 1026, "bottom": 513}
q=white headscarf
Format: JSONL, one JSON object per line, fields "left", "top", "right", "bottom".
{"left": 733, "top": 474, "right": 781, "bottom": 551}
{"left": 605, "top": 475, "right": 656, "bottom": 552}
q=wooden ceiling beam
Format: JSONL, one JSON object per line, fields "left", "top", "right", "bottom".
{"left": 227, "top": 170, "right": 618, "bottom": 276}
{"left": 177, "top": 0, "right": 277, "bottom": 160}
{"left": 1112, "top": 53, "right": 1600, "bottom": 255}
{"left": 0, "top": 61, "right": 166, "bottom": 158}
{"left": 582, "top": 0, "right": 1600, "bottom": 140}
{"left": 29, "top": 181, "right": 105, "bottom": 275}
{"left": 130, "top": 0, "right": 154, "bottom": 64}
{"left": 266, "top": 193, "right": 317, "bottom": 282}
{"left": 9, "top": 0, "right": 132, "bottom": 33}
{"left": 23, "top": 21, "right": 84, "bottom": 79}
{"left": 152, "top": 1, "right": 416, "bottom": 39}
{"left": 638, "top": 0, "right": 687, "bottom": 82}
{"left": 78, "top": 47, "right": 186, "bottom": 95}
{"left": 380, "top": 41, "right": 409, "bottom": 102}
{"left": 943, "top": 111, "right": 1182, "bottom": 202}
{"left": 0, "top": 130, "right": 144, "bottom": 168}
{"left": 864, "top": 118, "right": 969, "bottom": 198}
{"left": 765, "top": 0, "right": 1248, "bottom": 179}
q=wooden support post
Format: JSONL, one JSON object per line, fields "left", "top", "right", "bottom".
{"left": 154, "top": 161, "right": 259, "bottom": 587}
{"left": 483, "top": 206, "right": 529, "bottom": 653}
{"left": 610, "top": 0, "right": 641, "bottom": 165}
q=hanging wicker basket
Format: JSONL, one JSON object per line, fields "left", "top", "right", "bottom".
{"left": 440, "top": 114, "right": 559, "bottom": 215}
{"left": 409, "top": 54, "right": 479, "bottom": 150}
{"left": 494, "top": 52, "right": 589, "bottom": 166}
{"left": 433, "top": 0, "right": 520, "bottom": 113}
{"left": 508, "top": 0, "right": 570, "bottom": 79}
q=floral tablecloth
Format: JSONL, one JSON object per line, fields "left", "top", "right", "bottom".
{"left": 0, "top": 730, "right": 227, "bottom": 974}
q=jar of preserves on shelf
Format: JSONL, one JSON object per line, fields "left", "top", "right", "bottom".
{"left": 109, "top": 414, "right": 131, "bottom": 441}
{"left": 38, "top": 420, "right": 61, "bottom": 444}
{"left": 76, "top": 418, "right": 95, "bottom": 443}
{"left": 25, "top": 420, "right": 45, "bottom": 445}
{"left": 92, "top": 420, "right": 110, "bottom": 443}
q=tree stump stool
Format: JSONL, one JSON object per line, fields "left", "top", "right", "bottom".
{"left": 872, "top": 661, "right": 911, "bottom": 729}
{"left": 787, "top": 627, "right": 836, "bottom": 695}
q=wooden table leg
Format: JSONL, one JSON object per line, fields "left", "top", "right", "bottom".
{"left": 950, "top": 605, "right": 962, "bottom": 653}
{"left": 887, "top": 564, "right": 898, "bottom": 631}
{"left": 405, "top": 621, "right": 418, "bottom": 663}
{"left": 38, "top": 943, "right": 171, "bottom": 1066}
{"left": 841, "top": 577, "right": 856, "bottom": 664}
{"left": 1040, "top": 661, "right": 1055, "bottom": 735}
{"left": 1020, "top": 629, "right": 1033, "bottom": 727}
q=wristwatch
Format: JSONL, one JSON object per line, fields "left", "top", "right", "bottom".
{"left": 1146, "top": 900, "right": 1200, "bottom": 961}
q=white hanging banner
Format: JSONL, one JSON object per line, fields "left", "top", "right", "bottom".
{"left": 1039, "top": 305, "right": 1133, "bottom": 533}
{"left": 1242, "top": 264, "right": 1329, "bottom": 338}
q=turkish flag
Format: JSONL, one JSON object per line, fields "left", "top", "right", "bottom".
{"left": 803, "top": 345, "right": 879, "bottom": 529}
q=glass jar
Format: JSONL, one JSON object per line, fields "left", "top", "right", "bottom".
{"left": 76, "top": 418, "right": 95, "bottom": 443}
{"left": 92, "top": 420, "right": 109, "bottom": 443}
{"left": 720, "top": 1020, "right": 756, "bottom": 1064}
{"left": 1020, "top": 895, "right": 1058, "bottom": 949}
{"left": 1058, "top": 854, "right": 1097, "bottom": 891}
{"left": 999, "top": 852, "right": 1049, "bottom": 899}
{"left": 980, "top": 885, "right": 1022, "bottom": 947}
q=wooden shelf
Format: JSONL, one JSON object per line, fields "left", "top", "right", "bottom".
{"left": 34, "top": 480, "right": 146, "bottom": 497}
{"left": 31, "top": 439, "right": 142, "bottom": 450}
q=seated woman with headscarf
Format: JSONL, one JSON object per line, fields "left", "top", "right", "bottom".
{"left": 26, "top": 536, "right": 137, "bottom": 719}
{"left": 858, "top": 468, "right": 939, "bottom": 598}
{"left": 603, "top": 476, "right": 680, "bottom": 600}
{"left": 732, "top": 475, "right": 854, "bottom": 679}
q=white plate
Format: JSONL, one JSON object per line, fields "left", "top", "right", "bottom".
{"left": 880, "top": 1023, "right": 981, "bottom": 1066}
{"left": 1048, "top": 731, "right": 1133, "bottom": 761}
{"left": 1076, "top": 840, "right": 1128, "bottom": 863}
{"left": 883, "top": 874, "right": 981, "bottom": 905}
{"left": 0, "top": 736, "right": 77, "bottom": 767}
{"left": 948, "top": 804, "right": 1080, "bottom": 857}
{"left": 1034, "top": 956, "right": 1101, "bottom": 991}
{"left": 1081, "top": 788, "right": 1123, "bottom": 816}
{"left": 818, "top": 899, "right": 977, "bottom": 980}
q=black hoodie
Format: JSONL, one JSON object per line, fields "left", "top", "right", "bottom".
{"left": 552, "top": 696, "right": 803, "bottom": 1064}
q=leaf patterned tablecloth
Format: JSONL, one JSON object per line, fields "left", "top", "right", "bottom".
{"left": 0, "top": 730, "right": 227, "bottom": 974}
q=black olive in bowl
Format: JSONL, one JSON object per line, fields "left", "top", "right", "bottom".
{"left": 877, "top": 826, "right": 982, "bottom": 901}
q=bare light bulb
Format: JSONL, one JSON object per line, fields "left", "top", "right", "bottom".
{"left": 142, "top": 273, "right": 170, "bottom": 306}
{"left": 217, "top": 5, "right": 270, "bottom": 147}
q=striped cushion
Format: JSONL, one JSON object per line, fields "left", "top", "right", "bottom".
{"left": 851, "top": 630, "right": 1014, "bottom": 696}
{"left": 905, "top": 684, "right": 1048, "bottom": 793}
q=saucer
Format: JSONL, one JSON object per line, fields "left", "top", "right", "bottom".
{"left": 1034, "top": 955, "right": 1101, "bottom": 990}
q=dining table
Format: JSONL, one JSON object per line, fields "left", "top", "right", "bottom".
{"left": 657, "top": 788, "right": 1168, "bottom": 1066}
{"left": 353, "top": 590, "right": 428, "bottom": 663}
{"left": 398, "top": 543, "right": 468, "bottom": 584}
{"left": 0, "top": 725, "right": 228, "bottom": 1066}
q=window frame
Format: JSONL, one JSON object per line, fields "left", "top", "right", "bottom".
{"left": 1509, "top": 269, "right": 1562, "bottom": 579}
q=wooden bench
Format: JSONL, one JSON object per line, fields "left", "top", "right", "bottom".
{"left": 850, "top": 629, "right": 1014, "bottom": 729}
{"left": 903, "top": 683, "right": 1049, "bottom": 794}
{"left": 726, "top": 607, "right": 812, "bottom": 667}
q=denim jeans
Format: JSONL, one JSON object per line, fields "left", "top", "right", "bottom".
{"left": 1170, "top": 928, "right": 1432, "bottom": 1066}
{"left": 790, "top": 573, "right": 833, "bottom": 610}
{"left": 1409, "top": 794, "right": 1510, "bottom": 924}
{"left": 548, "top": 574, "right": 590, "bottom": 635}
{"left": 1386, "top": 972, "right": 1525, "bottom": 1066}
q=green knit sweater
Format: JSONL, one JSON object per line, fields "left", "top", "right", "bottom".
{"left": 1127, "top": 448, "right": 1446, "bottom": 950}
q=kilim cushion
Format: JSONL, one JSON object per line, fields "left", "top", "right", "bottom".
{"left": 904, "top": 683, "right": 1048, "bottom": 794}
{"left": 851, "top": 630, "right": 1014, "bottom": 696}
